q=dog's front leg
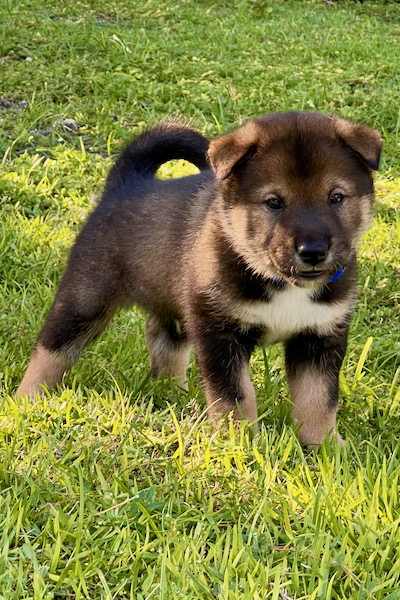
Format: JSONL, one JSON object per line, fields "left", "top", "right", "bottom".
{"left": 192, "top": 321, "right": 260, "bottom": 423}
{"left": 284, "top": 328, "right": 348, "bottom": 448}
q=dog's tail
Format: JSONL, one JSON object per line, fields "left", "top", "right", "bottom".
{"left": 103, "top": 122, "right": 209, "bottom": 195}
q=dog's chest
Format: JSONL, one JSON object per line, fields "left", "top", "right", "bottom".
{"left": 236, "top": 285, "right": 349, "bottom": 343}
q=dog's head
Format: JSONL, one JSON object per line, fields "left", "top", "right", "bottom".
{"left": 208, "top": 112, "right": 382, "bottom": 288}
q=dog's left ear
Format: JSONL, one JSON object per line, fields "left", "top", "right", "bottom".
{"left": 333, "top": 116, "right": 382, "bottom": 171}
{"left": 208, "top": 121, "right": 259, "bottom": 180}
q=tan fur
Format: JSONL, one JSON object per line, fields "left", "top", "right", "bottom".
{"left": 352, "top": 193, "right": 374, "bottom": 245}
{"left": 191, "top": 215, "right": 220, "bottom": 289}
{"left": 16, "top": 345, "right": 71, "bottom": 398}
{"left": 145, "top": 316, "right": 191, "bottom": 388}
{"left": 148, "top": 341, "right": 191, "bottom": 389}
{"left": 288, "top": 369, "right": 345, "bottom": 448}
{"left": 206, "top": 364, "right": 258, "bottom": 423}
{"left": 225, "top": 205, "right": 277, "bottom": 280}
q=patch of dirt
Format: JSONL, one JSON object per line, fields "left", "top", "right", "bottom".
{"left": 0, "top": 97, "right": 28, "bottom": 110}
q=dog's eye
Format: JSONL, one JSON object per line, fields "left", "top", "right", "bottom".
{"left": 264, "top": 197, "right": 284, "bottom": 211}
{"left": 330, "top": 192, "right": 345, "bottom": 205}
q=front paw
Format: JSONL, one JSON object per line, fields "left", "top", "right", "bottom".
{"left": 331, "top": 430, "right": 346, "bottom": 448}
{"left": 298, "top": 425, "right": 346, "bottom": 450}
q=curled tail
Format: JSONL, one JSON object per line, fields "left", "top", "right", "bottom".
{"left": 104, "top": 122, "right": 209, "bottom": 196}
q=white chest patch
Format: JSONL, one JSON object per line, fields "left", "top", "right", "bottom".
{"left": 235, "top": 286, "right": 352, "bottom": 344}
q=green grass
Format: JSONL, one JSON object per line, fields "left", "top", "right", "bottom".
{"left": 1, "top": 0, "right": 400, "bottom": 598}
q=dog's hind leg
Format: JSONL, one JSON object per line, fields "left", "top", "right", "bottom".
{"left": 146, "top": 315, "right": 191, "bottom": 389}
{"left": 16, "top": 345, "right": 75, "bottom": 398}
{"left": 16, "top": 263, "right": 120, "bottom": 398}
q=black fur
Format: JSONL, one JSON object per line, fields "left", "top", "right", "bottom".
{"left": 37, "top": 124, "right": 211, "bottom": 354}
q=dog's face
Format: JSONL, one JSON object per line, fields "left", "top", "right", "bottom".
{"left": 208, "top": 112, "right": 382, "bottom": 288}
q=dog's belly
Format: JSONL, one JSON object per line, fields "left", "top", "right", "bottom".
{"left": 236, "top": 285, "right": 352, "bottom": 344}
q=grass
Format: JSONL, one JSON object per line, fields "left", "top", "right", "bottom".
{"left": 1, "top": 0, "right": 400, "bottom": 598}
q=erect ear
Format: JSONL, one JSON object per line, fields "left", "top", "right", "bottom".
{"left": 333, "top": 116, "right": 382, "bottom": 171}
{"left": 207, "top": 121, "right": 259, "bottom": 180}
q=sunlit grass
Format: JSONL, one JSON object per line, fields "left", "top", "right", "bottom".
{"left": 1, "top": 0, "right": 400, "bottom": 598}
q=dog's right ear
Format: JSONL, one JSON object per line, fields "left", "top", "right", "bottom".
{"left": 332, "top": 116, "right": 382, "bottom": 171}
{"left": 208, "top": 121, "right": 259, "bottom": 180}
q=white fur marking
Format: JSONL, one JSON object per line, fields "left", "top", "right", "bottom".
{"left": 235, "top": 286, "right": 352, "bottom": 343}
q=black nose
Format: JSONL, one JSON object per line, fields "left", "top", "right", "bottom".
{"left": 297, "top": 241, "right": 330, "bottom": 266}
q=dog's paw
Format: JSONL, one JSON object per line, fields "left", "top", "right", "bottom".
{"left": 301, "top": 429, "right": 346, "bottom": 451}
{"left": 333, "top": 431, "right": 346, "bottom": 448}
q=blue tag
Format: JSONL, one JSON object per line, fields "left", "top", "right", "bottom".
{"left": 271, "top": 277, "right": 287, "bottom": 286}
{"left": 328, "top": 268, "right": 344, "bottom": 283}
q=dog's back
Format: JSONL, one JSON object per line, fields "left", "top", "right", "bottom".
{"left": 16, "top": 122, "right": 211, "bottom": 397}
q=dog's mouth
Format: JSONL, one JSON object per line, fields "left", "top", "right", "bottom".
{"left": 297, "top": 270, "right": 325, "bottom": 279}
{"left": 273, "top": 267, "right": 338, "bottom": 287}
{"left": 270, "top": 257, "right": 346, "bottom": 286}
{"left": 269, "top": 265, "right": 328, "bottom": 286}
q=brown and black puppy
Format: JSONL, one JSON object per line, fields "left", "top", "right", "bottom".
{"left": 17, "top": 112, "right": 382, "bottom": 447}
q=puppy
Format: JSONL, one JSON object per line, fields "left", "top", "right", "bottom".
{"left": 17, "top": 112, "right": 382, "bottom": 447}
